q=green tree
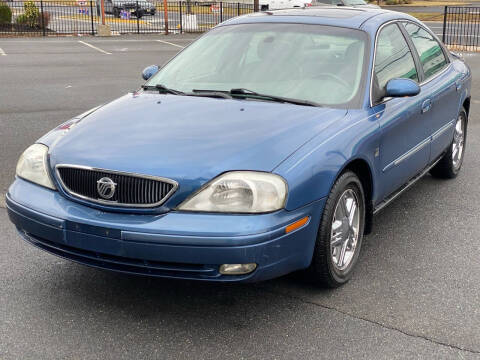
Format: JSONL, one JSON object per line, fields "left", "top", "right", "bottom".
{"left": 23, "top": 1, "right": 40, "bottom": 28}
{"left": 0, "top": 2, "right": 12, "bottom": 25}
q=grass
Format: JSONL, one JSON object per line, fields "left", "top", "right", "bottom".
{"left": 407, "top": 11, "right": 480, "bottom": 21}
{"left": 406, "top": 11, "right": 444, "bottom": 20}
{"left": 446, "top": 44, "right": 480, "bottom": 51}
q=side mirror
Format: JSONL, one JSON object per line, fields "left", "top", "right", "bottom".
{"left": 385, "top": 78, "right": 420, "bottom": 98}
{"left": 142, "top": 65, "right": 159, "bottom": 81}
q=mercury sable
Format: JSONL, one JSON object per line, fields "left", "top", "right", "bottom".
{"left": 7, "top": 7, "right": 471, "bottom": 287}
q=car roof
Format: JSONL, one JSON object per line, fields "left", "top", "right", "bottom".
{"left": 222, "top": 6, "right": 415, "bottom": 30}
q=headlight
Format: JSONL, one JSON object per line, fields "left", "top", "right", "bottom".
{"left": 16, "top": 144, "right": 56, "bottom": 190}
{"left": 178, "top": 171, "right": 287, "bottom": 213}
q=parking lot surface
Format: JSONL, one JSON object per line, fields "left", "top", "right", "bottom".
{"left": 1, "top": 35, "right": 480, "bottom": 359}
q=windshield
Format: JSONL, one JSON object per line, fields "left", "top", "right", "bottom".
{"left": 148, "top": 23, "right": 368, "bottom": 108}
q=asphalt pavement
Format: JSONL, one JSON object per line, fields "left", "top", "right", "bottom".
{"left": 1, "top": 35, "right": 480, "bottom": 359}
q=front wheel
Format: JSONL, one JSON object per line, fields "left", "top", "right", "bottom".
{"left": 306, "top": 171, "right": 365, "bottom": 288}
{"left": 430, "top": 108, "right": 467, "bottom": 179}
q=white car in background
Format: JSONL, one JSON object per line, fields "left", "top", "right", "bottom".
{"left": 259, "top": 0, "right": 312, "bottom": 11}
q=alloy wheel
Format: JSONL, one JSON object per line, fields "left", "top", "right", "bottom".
{"left": 452, "top": 115, "right": 465, "bottom": 170}
{"left": 330, "top": 189, "right": 360, "bottom": 271}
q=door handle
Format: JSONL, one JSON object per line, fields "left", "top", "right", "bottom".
{"left": 422, "top": 99, "right": 432, "bottom": 113}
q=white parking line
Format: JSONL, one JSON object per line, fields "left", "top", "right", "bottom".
{"left": 78, "top": 40, "right": 112, "bottom": 55}
{"left": 156, "top": 39, "right": 185, "bottom": 49}
{"left": 0, "top": 47, "right": 6, "bottom": 56}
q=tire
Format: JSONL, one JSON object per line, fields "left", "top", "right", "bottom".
{"left": 150, "top": 9, "right": 156, "bottom": 15}
{"left": 430, "top": 108, "right": 467, "bottom": 179}
{"left": 306, "top": 171, "right": 366, "bottom": 288}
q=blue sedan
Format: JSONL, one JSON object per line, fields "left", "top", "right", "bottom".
{"left": 7, "top": 7, "right": 471, "bottom": 287}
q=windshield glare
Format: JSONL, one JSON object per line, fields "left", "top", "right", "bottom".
{"left": 148, "top": 23, "right": 368, "bottom": 107}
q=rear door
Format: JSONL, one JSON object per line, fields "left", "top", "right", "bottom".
{"left": 401, "top": 22, "right": 459, "bottom": 162}
{"left": 372, "top": 22, "right": 430, "bottom": 200}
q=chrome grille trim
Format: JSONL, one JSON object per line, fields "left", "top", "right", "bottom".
{"left": 55, "top": 164, "right": 178, "bottom": 208}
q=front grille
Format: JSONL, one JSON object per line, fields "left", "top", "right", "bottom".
{"left": 56, "top": 165, "right": 177, "bottom": 208}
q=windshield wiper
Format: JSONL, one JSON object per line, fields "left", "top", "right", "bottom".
{"left": 230, "top": 88, "right": 322, "bottom": 107}
{"left": 141, "top": 84, "right": 185, "bottom": 95}
{"left": 191, "top": 89, "right": 233, "bottom": 99}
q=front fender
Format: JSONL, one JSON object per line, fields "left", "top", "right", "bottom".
{"left": 274, "top": 110, "right": 380, "bottom": 211}
{"left": 451, "top": 57, "right": 471, "bottom": 115}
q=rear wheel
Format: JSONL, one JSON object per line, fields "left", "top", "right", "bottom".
{"left": 430, "top": 108, "right": 467, "bottom": 179}
{"left": 306, "top": 171, "right": 365, "bottom": 288}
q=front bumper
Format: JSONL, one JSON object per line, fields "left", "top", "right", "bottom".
{"left": 7, "top": 179, "right": 325, "bottom": 282}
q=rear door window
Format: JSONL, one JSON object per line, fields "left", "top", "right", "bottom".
{"left": 403, "top": 23, "right": 448, "bottom": 80}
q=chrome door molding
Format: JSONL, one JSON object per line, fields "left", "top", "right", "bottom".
{"left": 431, "top": 119, "right": 455, "bottom": 141}
{"left": 382, "top": 136, "right": 430, "bottom": 172}
{"left": 382, "top": 118, "right": 455, "bottom": 172}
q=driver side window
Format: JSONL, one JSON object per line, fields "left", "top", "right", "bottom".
{"left": 373, "top": 23, "right": 418, "bottom": 104}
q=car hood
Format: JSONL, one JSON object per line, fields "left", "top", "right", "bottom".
{"left": 45, "top": 92, "right": 347, "bottom": 206}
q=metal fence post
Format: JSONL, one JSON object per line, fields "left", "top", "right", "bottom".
{"left": 90, "top": 1, "right": 95, "bottom": 35}
{"left": 179, "top": 2, "right": 183, "bottom": 33}
{"left": 136, "top": 1, "right": 140, "bottom": 33}
{"left": 237, "top": 2, "right": 240, "bottom": 16}
{"left": 101, "top": 0, "right": 106, "bottom": 24}
{"left": 442, "top": 6, "right": 447, "bottom": 43}
{"left": 220, "top": 2, "right": 223, "bottom": 22}
{"left": 163, "top": 0, "right": 169, "bottom": 34}
{"left": 40, "top": 0, "right": 46, "bottom": 36}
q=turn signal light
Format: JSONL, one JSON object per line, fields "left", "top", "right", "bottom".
{"left": 285, "top": 216, "right": 309, "bottom": 234}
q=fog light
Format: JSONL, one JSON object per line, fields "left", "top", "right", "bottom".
{"left": 219, "top": 263, "right": 257, "bottom": 275}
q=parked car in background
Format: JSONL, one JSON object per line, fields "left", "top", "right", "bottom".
{"left": 259, "top": 0, "right": 312, "bottom": 11}
{"left": 101, "top": 0, "right": 156, "bottom": 18}
{"left": 312, "top": 0, "right": 379, "bottom": 8}
{"left": 7, "top": 7, "right": 471, "bottom": 287}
